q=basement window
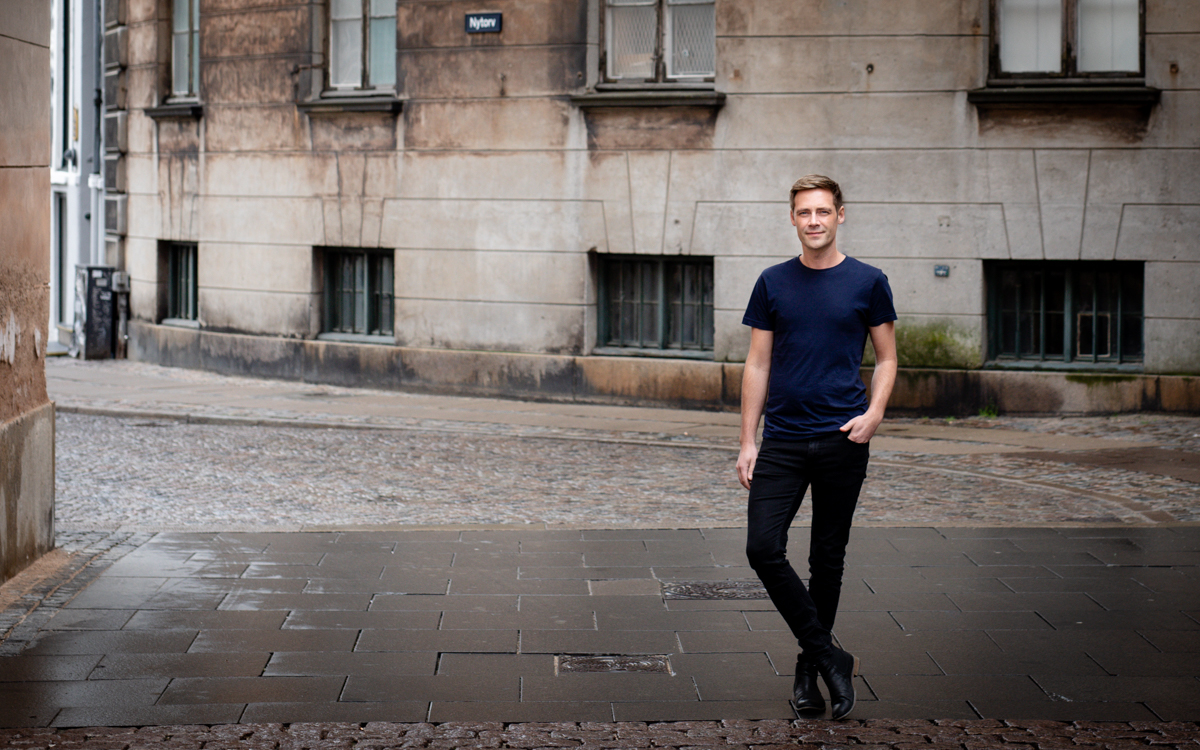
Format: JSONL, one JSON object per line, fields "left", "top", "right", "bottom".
{"left": 986, "top": 260, "right": 1143, "bottom": 369}
{"left": 321, "top": 247, "right": 395, "bottom": 340}
{"left": 162, "top": 241, "right": 198, "bottom": 325}
{"left": 598, "top": 255, "right": 713, "bottom": 356}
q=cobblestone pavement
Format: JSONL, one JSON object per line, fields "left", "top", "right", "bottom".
{"left": 3, "top": 719, "right": 1200, "bottom": 749}
{"left": 54, "top": 410, "right": 1200, "bottom": 531}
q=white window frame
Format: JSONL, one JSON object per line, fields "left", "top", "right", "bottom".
{"left": 171, "top": 0, "right": 200, "bottom": 98}
{"left": 328, "top": 0, "right": 396, "bottom": 91}
{"left": 989, "top": 0, "right": 1144, "bottom": 80}
{"left": 602, "top": 0, "right": 715, "bottom": 84}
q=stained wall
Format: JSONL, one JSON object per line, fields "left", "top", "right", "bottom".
{"left": 0, "top": 0, "right": 56, "bottom": 584}
{"left": 119, "top": 0, "right": 1200, "bottom": 408}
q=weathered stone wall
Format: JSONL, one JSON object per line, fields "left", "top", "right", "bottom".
{"left": 0, "top": 0, "right": 56, "bottom": 584}
{"left": 121, "top": 0, "right": 1200, "bottom": 408}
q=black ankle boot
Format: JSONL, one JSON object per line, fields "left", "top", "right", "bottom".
{"left": 792, "top": 653, "right": 825, "bottom": 713}
{"left": 814, "top": 645, "right": 859, "bottom": 720}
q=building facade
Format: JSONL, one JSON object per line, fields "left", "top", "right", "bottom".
{"left": 116, "top": 0, "right": 1199, "bottom": 413}
{"left": 46, "top": 0, "right": 111, "bottom": 351}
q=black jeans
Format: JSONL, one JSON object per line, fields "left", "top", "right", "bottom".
{"left": 745, "top": 433, "right": 869, "bottom": 660}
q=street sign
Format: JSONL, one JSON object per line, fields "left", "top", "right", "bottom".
{"left": 465, "top": 12, "right": 502, "bottom": 33}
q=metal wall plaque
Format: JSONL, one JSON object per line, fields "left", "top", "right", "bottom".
{"left": 465, "top": 12, "right": 502, "bottom": 33}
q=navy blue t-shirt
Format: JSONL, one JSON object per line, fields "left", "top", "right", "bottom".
{"left": 742, "top": 256, "right": 897, "bottom": 441}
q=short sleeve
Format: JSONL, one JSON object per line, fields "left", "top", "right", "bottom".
{"left": 742, "top": 273, "right": 773, "bottom": 330}
{"left": 867, "top": 272, "right": 897, "bottom": 327}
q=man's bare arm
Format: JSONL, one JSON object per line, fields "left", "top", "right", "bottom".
{"left": 737, "top": 328, "right": 773, "bottom": 490}
{"left": 840, "top": 321, "right": 897, "bottom": 443}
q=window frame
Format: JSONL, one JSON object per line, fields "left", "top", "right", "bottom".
{"left": 600, "top": 0, "right": 716, "bottom": 86}
{"left": 985, "top": 260, "right": 1144, "bottom": 370}
{"left": 320, "top": 247, "right": 395, "bottom": 340}
{"left": 170, "top": 0, "right": 200, "bottom": 99}
{"left": 165, "top": 242, "right": 198, "bottom": 323}
{"left": 597, "top": 254, "right": 714, "bottom": 357}
{"left": 326, "top": 0, "right": 396, "bottom": 93}
{"left": 987, "top": 0, "right": 1146, "bottom": 83}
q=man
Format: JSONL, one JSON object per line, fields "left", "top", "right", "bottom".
{"left": 737, "top": 175, "right": 897, "bottom": 720}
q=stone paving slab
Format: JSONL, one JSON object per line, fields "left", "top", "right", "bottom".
{"left": 8, "top": 360, "right": 1199, "bottom": 741}
{"left": 2, "top": 528, "right": 1198, "bottom": 728}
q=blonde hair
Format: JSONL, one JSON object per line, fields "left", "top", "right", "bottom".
{"left": 790, "top": 175, "right": 844, "bottom": 211}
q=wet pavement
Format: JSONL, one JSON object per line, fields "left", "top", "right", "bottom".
{"left": 0, "top": 359, "right": 1196, "bottom": 744}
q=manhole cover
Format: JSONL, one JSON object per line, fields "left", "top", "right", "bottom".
{"left": 557, "top": 654, "right": 671, "bottom": 674}
{"left": 662, "top": 580, "right": 769, "bottom": 600}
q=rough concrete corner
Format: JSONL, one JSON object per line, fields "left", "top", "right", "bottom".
{"left": 0, "top": 396, "right": 55, "bottom": 585}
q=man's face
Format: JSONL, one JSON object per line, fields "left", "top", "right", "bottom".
{"left": 790, "top": 188, "right": 845, "bottom": 254}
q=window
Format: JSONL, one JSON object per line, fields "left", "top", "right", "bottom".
{"left": 600, "top": 256, "right": 713, "bottom": 353}
{"left": 54, "top": 193, "right": 70, "bottom": 324}
{"left": 330, "top": 0, "right": 396, "bottom": 90}
{"left": 987, "top": 261, "right": 1143, "bottom": 366}
{"left": 991, "top": 0, "right": 1142, "bottom": 78}
{"left": 604, "top": 0, "right": 715, "bottom": 82}
{"left": 172, "top": 0, "right": 200, "bottom": 97}
{"left": 166, "top": 242, "right": 198, "bottom": 321}
{"left": 323, "top": 248, "right": 394, "bottom": 336}
{"left": 54, "top": 0, "right": 73, "bottom": 166}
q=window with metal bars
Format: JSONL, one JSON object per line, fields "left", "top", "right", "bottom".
{"left": 604, "top": 0, "right": 715, "bottom": 82}
{"left": 166, "top": 242, "right": 198, "bottom": 321}
{"left": 323, "top": 248, "right": 394, "bottom": 337}
{"left": 989, "top": 0, "right": 1143, "bottom": 79}
{"left": 600, "top": 256, "right": 714, "bottom": 353}
{"left": 986, "top": 261, "right": 1143, "bottom": 367}
{"left": 171, "top": 0, "right": 200, "bottom": 97}
{"left": 329, "top": 0, "right": 396, "bottom": 90}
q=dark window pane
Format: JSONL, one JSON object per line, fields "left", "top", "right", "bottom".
{"left": 368, "top": 254, "right": 394, "bottom": 335}
{"left": 1122, "top": 272, "right": 1143, "bottom": 313}
{"left": 605, "top": 262, "right": 622, "bottom": 345}
{"left": 1121, "top": 314, "right": 1143, "bottom": 357}
{"left": 997, "top": 269, "right": 1018, "bottom": 355}
{"left": 1045, "top": 311, "right": 1064, "bottom": 357}
{"left": 621, "top": 262, "right": 638, "bottom": 344}
{"left": 1078, "top": 312, "right": 1094, "bottom": 356}
{"left": 1096, "top": 313, "right": 1112, "bottom": 358}
{"left": 700, "top": 261, "right": 710, "bottom": 345}
{"left": 1043, "top": 271, "right": 1065, "bottom": 358}
{"left": 664, "top": 263, "right": 680, "bottom": 347}
{"left": 1076, "top": 271, "right": 1096, "bottom": 359}
{"left": 641, "top": 262, "right": 660, "bottom": 345}
{"left": 1017, "top": 271, "right": 1041, "bottom": 356}
{"left": 167, "top": 243, "right": 198, "bottom": 321}
{"left": 354, "top": 254, "right": 367, "bottom": 332}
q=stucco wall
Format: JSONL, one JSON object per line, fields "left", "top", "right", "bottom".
{"left": 121, "top": 0, "right": 1200, "bottom": 394}
{"left": 0, "top": 0, "right": 55, "bottom": 584}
